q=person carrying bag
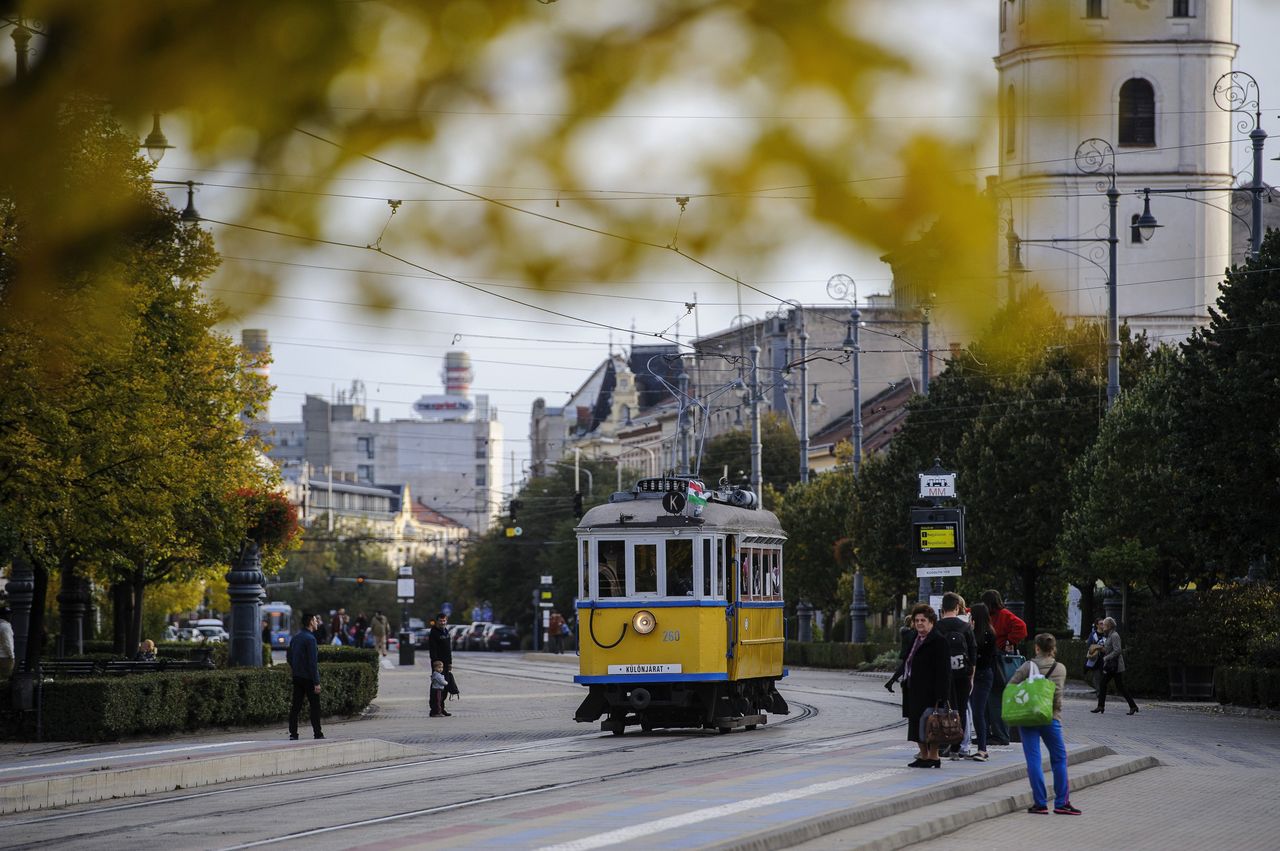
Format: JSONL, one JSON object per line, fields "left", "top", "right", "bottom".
{"left": 923, "top": 701, "right": 965, "bottom": 748}
{"left": 1006, "top": 633, "right": 1081, "bottom": 816}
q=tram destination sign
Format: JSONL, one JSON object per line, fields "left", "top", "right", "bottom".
{"left": 608, "top": 663, "right": 682, "bottom": 675}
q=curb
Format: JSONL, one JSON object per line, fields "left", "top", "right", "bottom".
{"left": 0, "top": 738, "right": 421, "bottom": 815}
{"left": 717, "top": 744, "right": 1133, "bottom": 851}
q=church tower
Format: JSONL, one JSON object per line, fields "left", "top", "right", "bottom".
{"left": 996, "top": 0, "right": 1237, "bottom": 343}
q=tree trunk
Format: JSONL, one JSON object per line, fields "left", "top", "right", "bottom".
{"left": 1021, "top": 566, "right": 1038, "bottom": 639}
{"left": 112, "top": 582, "right": 131, "bottom": 656}
{"left": 24, "top": 563, "right": 49, "bottom": 668}
{"left": 1075, "top": 582, "right": 1094, "bottom": 639}
{"left": 127, "top": 571, "right": 145, "bottom": 655}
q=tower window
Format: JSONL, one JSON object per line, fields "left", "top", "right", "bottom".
{"left": 1172, "top": 0, "right": 1191, "bottom": 17}
{"left": 1118, "top": 78, "right": 1156, "bottom": 146}
{"left": 1086, "top": 0, "right": 1103, "bottom": 18}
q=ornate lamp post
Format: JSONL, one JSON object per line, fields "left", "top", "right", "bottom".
{"left": 826, "top": 274, "right": 862, "bottom": 476}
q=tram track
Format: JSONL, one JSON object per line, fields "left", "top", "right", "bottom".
{"left": 1, "top": 699, "right": 910, "bottom": 851}
{"left": 0, "top": 701, "right": 818, "bottom": 850}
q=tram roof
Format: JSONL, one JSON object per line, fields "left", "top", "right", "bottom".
{"left": 575, "top": 496, "right": 784, "bottom": 536}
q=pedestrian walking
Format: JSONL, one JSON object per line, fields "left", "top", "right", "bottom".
{"left": 901, "top": 603, "right": 951, "bottom": 769}
{"left": 370, "top": 611, "right": 390, "bottom": 657}
{"left": 287, "top": 613, "right": 324, "bottom": 740}
{"left": 934, "top": 593, "right": 976, "bottom": 759}
{"left": 429, "top": 660, "right": 451, "bottom": 717}
{"left": 354, "top": 613, "right": 368, "bottom": 649}
{"left": 0, "top": 609, "right": 15, "bottom": 679}
{"left": 1084, "top": 618, "right": 1106, "bottom": 693}
{"left": 1008, "top": 633, "right": 1081, "bottom": 815}
{"left": 548, "top": 610, "right": 565, "bottom": 654}
{"left": 967, "top": 602, "right": 997, "bottom": 762}
{"left": 981, "top": 589, "right": 1027, "bottom": 746}
{"left": 1092, "top": 617, "right": 1139, "bottom": 715}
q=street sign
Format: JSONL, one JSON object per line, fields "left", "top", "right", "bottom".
{"left": 396, "top": 577, "right": 415, "bottom": 601}
{"left": 916, "top": 565, "right": 963, "bottom": 578}
{"left": 441, "top": 602, "right": 452, "bottom": 616}
{"left": 918, "top": 472, "right": 956, "bottom": 499}
{"left": 538, "top": 602, "right": 554, "bottom": 608}
{"left": 540, "top": 575, "right": 553, "bottom": 585}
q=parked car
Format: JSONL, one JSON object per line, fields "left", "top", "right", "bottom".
{"left": 463, "top": 621, "right": 492, "bottom": 651}
{"left": 448, "top": 623, "right": 469, "bottom": 650}
{"left": 196, "top": 625, "right": 228, "bottom": 643}
{"left": 485, "top": 625, "right": 519, "bottom": 652}
{"left": 410, "top": 626, "right": 431, "bottom": 648}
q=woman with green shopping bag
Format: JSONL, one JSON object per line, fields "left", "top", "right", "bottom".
{"left": 1004, "top": 633, "right": 1081, "bottom": 816}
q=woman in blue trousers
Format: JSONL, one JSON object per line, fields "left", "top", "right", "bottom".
{"left": 1007, "top": 633, "right": 1081, "bottom": 815}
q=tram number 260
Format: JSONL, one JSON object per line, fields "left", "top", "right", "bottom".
{"left": 662, "top": 630, "right": 681, "bottom": 642}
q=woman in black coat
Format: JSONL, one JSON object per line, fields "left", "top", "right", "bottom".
{"left": 902, "top": 602, "right": 952, "bottom": 768}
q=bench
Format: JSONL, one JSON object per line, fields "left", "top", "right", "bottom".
{"left": 102, "top": 659, "right": 216, "bottom": 675}
{"left": 15, "top": 660, "right": 102, "bottom": 677}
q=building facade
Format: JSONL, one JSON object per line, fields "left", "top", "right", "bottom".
{"left": 996, "top": 0, "right": 1237, "bottom": 345}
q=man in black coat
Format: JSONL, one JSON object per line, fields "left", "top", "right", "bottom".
{"left": 933, "top": 592, "right": 977, "bottom": 758}
{"left": 428, "top": 613, "right": 452, "bottom": 672}
{"left": 287, "top": 613, "right": 324, "bottom": 740}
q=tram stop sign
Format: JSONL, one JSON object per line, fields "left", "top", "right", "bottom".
{"left": 910, "top": 506, "right": 966, "bottom": 565}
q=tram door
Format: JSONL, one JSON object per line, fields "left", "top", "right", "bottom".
{"left": 726, "top": 535, "right": 742, "bottom": 679}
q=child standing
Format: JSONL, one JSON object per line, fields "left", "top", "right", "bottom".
{"left": 430, "top": 660, "right": 451, "bottom": 717}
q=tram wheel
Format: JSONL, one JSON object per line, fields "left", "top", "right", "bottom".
{"left": 745, "top": 724, "right": 757, "bottom": 731}
{"left": 717, "top": 726, "right": 732, "bottom": 734}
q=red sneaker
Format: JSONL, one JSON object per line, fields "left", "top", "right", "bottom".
{"left": 1054, "top": 804, "right": 1083, "bottom": 815}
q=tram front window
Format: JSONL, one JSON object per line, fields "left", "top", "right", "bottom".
{"left": 598, "top": 539, "right": 625, "bottom": 598}
{"left": 666, "top": 539, "right": 693, "bottom": 596}
{"left": 634, "top": 543, "right": 658, "bottom": 595}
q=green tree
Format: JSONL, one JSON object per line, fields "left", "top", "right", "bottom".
{"left": 1174, "top": 230, "right": 1280, "bottom": 576}
{"left": 1058, "top": 348, "right": 1195, "bottom": 601}
{"left": 774, "top": 466, "right": 854, "bottom": 636}
{"left": 0, "top": 102, "right": 275, "bottom": 659}
{"left": 698, "top": 413, "right": 800, "bottom": 505}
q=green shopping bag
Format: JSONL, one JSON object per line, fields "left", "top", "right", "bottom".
{"left": 1001, "top": 660, "right": 1055, "bottom": 727}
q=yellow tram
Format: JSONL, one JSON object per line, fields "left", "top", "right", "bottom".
{"left": 573, "top": 476, "right": 789, "bottom": 734}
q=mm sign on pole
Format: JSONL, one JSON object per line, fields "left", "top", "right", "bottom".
{"left": 918, "top": 472, "right": 956, "bottom": 499}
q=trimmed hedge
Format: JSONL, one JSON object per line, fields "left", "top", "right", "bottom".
{"left": 784, "top": 641, "right": 892, "bottom": 669}
{"left": 4, "top": 661, "right": 378, "bottom": 742}
{"left": 1214, "top": 666, "right": 1280, "bottom": 709}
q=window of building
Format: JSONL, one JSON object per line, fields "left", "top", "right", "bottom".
{"left": 1118, "top": 78, "right": 1156, "bottom": 146}
{"left": 357, "top": 436, "right": 374, "bottom": 458}
{"left": 1171, "top": 0, "right": 1191, "bottom": 17}
{"left": 1086, "top": 0, "right": 1103, "bottom": 19}
{"left": 357, "top": 465, "right": 373, "bottom": 483}
{"left": 475, "top": 464, "right": 487, "bottom": 487}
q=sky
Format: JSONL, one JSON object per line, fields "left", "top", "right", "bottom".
{"left": 147, "top": 0, "right": 1280, "bottom": 497}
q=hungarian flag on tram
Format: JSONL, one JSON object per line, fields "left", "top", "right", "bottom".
{"left": 686, "top": 480, "right": 708, "bottom": 509}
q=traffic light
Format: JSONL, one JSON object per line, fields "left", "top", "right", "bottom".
{"left": 509, "top": 498, "right": 522, "bottom": 525}
{"left": 356, "top": 575, "right": 366, "bottom": 586}
{"left": 572, "top": 491, "right": 584, "bottom": 520}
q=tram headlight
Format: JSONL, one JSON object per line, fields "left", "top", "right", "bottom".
{"left": 632, "top": 610, "right": 657, "bottom": 635}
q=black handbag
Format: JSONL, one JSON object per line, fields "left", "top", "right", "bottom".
{"left": 1103, "top": 655, "right": 1119, "bottom": 673}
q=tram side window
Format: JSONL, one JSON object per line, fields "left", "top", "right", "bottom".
{"left": 580, "top": 540, "right": 589, "bottom": 600}
{"left": 701, "top": 539, "right": 713, "bottom": 597}
{"left": 598, "top": 539, "right": 625, "bottom": 598}
{"left": 634, "top": 543, "right": 658, "bottom": 595}
{"left": 717, "top": 538, "right": 726, "bottom": 599}
{"left": 772, "top": 549, "right": 783, "bottom": 599}
{"left": 666, "top": 539, "right": 694, "bottom": 596}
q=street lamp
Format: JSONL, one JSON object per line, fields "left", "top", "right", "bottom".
{"left": 1139, "top": 72, "right": 1268, "bottom": 262}
{"left": 152, "top": 179, "right": 202, "bottom": 223}
{"left": 827, "top": 274, "right": 862, "bottom": 477}
{"left": 1010, "top": 138, "right": 1137, "bottom": 410}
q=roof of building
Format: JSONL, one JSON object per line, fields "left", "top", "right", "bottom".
{"left": 809, "top": 380, "right": 917, "bottom": 459}
{"left": 411, "top": 499, "right": 466, "bottom": 529}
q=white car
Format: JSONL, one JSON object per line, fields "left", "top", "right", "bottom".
{"left": 196, "top": 625, "right": 229, "bottom": 643}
